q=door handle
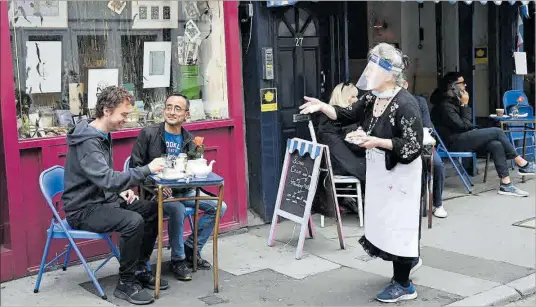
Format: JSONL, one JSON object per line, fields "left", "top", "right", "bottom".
{"left": 320, "top": 70, "right": 326, "bottom": 94}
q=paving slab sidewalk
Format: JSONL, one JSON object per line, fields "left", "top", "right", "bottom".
{"left": 1, "top": 179, "right": 534, "bottom": 306}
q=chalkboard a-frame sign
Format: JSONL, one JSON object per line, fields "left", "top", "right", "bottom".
{"left": 268, "top": 138, "right": 346, "bottom": 259}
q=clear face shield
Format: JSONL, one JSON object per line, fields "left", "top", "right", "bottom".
{"left": 356, "top": 54, "right": 402, "bottom": 91}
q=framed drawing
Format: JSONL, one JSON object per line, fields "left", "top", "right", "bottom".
{"left": 25, "top": 41, "right": 62, "bottom": 94}
{"left": 143, "top": 42, "right": 172, "bottom": 88}
{"left": 132, "top": 1, "right": 178, "bottom": 29}
{"left": 87, "top": 69, "right": 119, "bottom": 110}
{"left": 9, "top": 1, "right": 68, "bottom": 28}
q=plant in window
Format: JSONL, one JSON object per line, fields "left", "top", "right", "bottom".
{"left": 188, "top": 136, "right": 205, "bottom": 159}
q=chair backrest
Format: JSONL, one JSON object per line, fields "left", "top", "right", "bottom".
{"left": 503, "top": 90, "right": 530, "bottom": 114}
{"left": 39, "top": 166, "right": 65, "bottom": 222}
{"left": 123, "top": 156, "right": 131, "bottom": 172}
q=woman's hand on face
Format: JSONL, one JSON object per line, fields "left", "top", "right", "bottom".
{"left": 299, "top": 96, "right": 324, "bottom": 114}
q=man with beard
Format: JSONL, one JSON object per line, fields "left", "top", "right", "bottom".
{"left": 130, "top": 93, "right": 227, "bottom": 281}
{"left": 63, "top": 86, "right": 168, "bottom": 305}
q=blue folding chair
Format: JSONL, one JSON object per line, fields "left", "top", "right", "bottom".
{"left": 503, "top": 91, "right": 535, "bottom": 163}
{"left": 34, "top": 166, "right": 119, "bottom": 300}
{"left": 433, "top": 129, "right": 475, "bottom": 194}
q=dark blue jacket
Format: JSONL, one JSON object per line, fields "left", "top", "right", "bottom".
{"left": 413, "top": 95, "right": 434, "bottom": 128}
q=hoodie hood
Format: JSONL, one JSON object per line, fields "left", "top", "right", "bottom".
{"left": 67, "top": 119, "right": 107, "bottom": 146}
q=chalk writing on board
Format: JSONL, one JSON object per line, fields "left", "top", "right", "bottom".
{"left": 280, "top": 152, "right": 314, "bottom": 217}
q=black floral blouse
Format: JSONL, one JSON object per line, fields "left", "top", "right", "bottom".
{"left": 333, "top": 88, "right": 424, "bottom": 170}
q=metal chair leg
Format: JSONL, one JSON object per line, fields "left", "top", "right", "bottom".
{"left": 187, "top": 215, "right": 194, "bottom": 230}
{"left": 483, "top": 153, "right": 490, "bottom": 183}
{"left": 34, "top": 230, "right": 53, "bottom": 293}
{"left": 62, "top": 244, "right": 72, "bottom": 271}
{"left": 69, "top": 240, "right": 107, "bottom": 300}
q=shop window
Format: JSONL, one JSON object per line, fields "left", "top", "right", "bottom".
{"left": 9, "top": 0, "right": 229, "bottom": 140}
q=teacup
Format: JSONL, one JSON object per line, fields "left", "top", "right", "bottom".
{"left": 496, "top": 109, "right": 505, "bottom": 117}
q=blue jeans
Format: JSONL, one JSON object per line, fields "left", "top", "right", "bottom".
{"left": 163, "top": 190, "right": 227, "bottom": 261}
{"left": 432, "top": 150, "right": 445, "bottom": 208}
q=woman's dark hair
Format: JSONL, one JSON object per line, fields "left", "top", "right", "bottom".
{"left": 440, "top": 72, "right": 463, "bottom": 92}
{"left": 95, "top": 86, "right": 133, "bottom": 118}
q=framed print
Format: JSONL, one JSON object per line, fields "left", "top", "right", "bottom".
{"left": 132, "top": 1, "right": 178, "bottom": 29}
{"left": 9, "top": 1, "right": 68, "bottom": 28}
{"left": 87, "top": 69, "right": 119, "bottom": 109}
{"left": 25, "top": 41, "right": 62, "bottom": 94}
{"left": 143, "top": 42, "right": 171, "bottom": 88}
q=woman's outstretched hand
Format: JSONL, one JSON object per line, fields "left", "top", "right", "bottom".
{"left": 299, "top": 96, "right": 324, "bottom": 114}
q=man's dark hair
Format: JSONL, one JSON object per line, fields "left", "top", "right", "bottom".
{"left": 440, "top": 72, "right": 463, "bottom": 92}
{"left": 95, "top": 86, "right": 133, "bottom": 118}
{"left": 165, "top": 93, "right": 190, "bottom": 110}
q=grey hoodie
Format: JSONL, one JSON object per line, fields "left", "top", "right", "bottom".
{"left": 62, "top": 120, "right": 151, "bottom": 216}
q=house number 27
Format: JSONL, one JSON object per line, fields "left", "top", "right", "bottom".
{"left": 295, "top": 37, "right": 303, "bottom": 47}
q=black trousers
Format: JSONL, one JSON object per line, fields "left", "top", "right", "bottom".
{"left": 67, "top": 199, "right": 158, "bottom": 281}
{"left": 449, "top": 127, "right": 519, "bottom": 179}
{"left": 392, "top": 261, "right": 413, "bottom": 285}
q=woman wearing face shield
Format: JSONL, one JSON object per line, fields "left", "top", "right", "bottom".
{"left": 300, "top": 43, "right": 423, "bottom": 303}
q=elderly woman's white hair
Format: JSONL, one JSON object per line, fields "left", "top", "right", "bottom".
{"left": 368, "top": 43, "right": 409, "bottom": 87}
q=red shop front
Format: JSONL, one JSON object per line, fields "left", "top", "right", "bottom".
{"left": 0, "top": 1, "right": 247, "bottom": 282}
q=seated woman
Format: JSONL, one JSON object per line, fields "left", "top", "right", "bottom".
{"left": 317, "top": 82, "right": 366, "bottom": 180}
{"left": 317, "top": 82, "right": 365, "bottom": 213}
{"left": 430, "top": 72, "right": 535, "bottom": 197}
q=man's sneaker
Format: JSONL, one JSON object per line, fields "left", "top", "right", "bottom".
{"left": 498, "top": 183, "right": 529, "bottom": 197}
{"left": 410, "top": 258, "right": 423, "bottom": 276}
{"left": 518, "top": 162, "right": 536, "bottom": 176}
{"left": 169, "top": 260, "right": 193, "bottom": 281}
{"left": 433, "top": 206, "right": 448, "bottom": 218}
{"left": 114, "top": 280, "right": 154, "bottom": 305}
{"left": 185, "top": 245, "right": 212, "bottom": 270}
{"left": 376, "top": 281, "right": 418, "bottom": 303}
{"left": 135, "top": 270, "right": 169, "bottom": 290}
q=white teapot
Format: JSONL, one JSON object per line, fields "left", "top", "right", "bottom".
{"left": 187, "top": 158, "right": 215, "bottom": 178}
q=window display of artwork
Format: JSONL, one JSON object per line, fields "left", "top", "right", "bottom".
{"left": 25, "top": 41, "right": 62, "bottom": 94}
{"left": 143, "top": 42, "right": 172, "bottom": 88}
{"left": 10, "top": 0, "right": 229, "bottom": 140}
{"left": 87, "top": 69, "right": 119, "bottom": 110}
{"left": 131, "top": 1, "right": 178, "bottom": 29}
{"left": 8, "top": 1, "right": 68, "bottom": 28}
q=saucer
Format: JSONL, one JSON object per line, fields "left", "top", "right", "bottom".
{"left": 157, "top": 171, "right": 186, "bottom": 180}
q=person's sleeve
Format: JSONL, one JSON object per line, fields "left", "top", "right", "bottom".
{"left": 129, "top": 129, "right": 148, "bottom": 168}
{"left": 79, "top": 143, "right": 151, "bottom": 192}
{"left": 441, "top": 104, "right": 473, "bottom": 132}
{"left": 391, "top": 102, "right": 424, "bottom": 164}
{"left": 418, "top": 96, "right": 434, "bottom": 128}
{"left": 333, "top": 99, "right": 365, "bottom": 126}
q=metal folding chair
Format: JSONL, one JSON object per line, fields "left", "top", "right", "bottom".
{"left": 34, "top": 166, "right": 119, "bottom": 300}
{"left": 433, "top": 128, "right": 475, "bottom": 194}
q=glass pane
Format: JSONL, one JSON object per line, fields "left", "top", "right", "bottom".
{"left": 278, "top": 21, "right": 293, "bottom": 37}
{"left": 9, "top": 0, "right": 230, "bottom": 140}
{"left": 303, "top": 21, "right": 317, "bottom": 37}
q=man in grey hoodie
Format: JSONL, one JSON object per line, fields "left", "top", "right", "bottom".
{"left": 62, "top": 86, "right": 167, "bottom": 305}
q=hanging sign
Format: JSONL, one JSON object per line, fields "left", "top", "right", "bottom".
{"left": 260, "top": 88, "right": 278, "bottom": 112}
{"left": 268, "top": 138, "right": 346, "bottom": 259}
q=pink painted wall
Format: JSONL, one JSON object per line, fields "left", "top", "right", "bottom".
{"left": 0, "top": 1, "right": 248, "bottom": 281}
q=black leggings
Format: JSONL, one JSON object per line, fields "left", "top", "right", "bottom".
{"left": 392, "top": 261, "right": 413, "bottom": 285}
{"left": 449, "top": 128, "right": 519, "bottom": 178}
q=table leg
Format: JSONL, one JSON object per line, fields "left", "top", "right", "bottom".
{"left": 522, "top": 124, "right": 527, "bottom": 183}
{"left": 155, "top": 186, "right": 163, "bottom": 298}
{"left": 428, "top": 150, "right": 434, "bottom": 229}
{"left": 192, "top": 188, "right": 200, "bottom": 272}
{"left": 213, "top": 185, "right": 224, "bottom": 293}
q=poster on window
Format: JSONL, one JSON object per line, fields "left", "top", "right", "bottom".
{"left": 87, "top": 69, "right": 119, "bottom": 110}
{"left": 25, "top": 41, "right": 62, "bottom": 94}
{"left": 9, "top": 1, "right": 68, "bottom": 28}
{"left": 131, "top": 1, "right": 178, "bottom": 29}
{"left": 143, "top": 42, "right": 171, "bottom": 88}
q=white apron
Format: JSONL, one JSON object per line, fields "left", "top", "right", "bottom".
{"left": 364, "top": 148, "right": 422, "bottom": 257}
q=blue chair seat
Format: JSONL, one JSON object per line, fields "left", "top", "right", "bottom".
{"left": 437, "top": 151, "right": 474, "bottom": 158}
{"left": 50, "top": 219, "right": 111, "bottom": 240}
